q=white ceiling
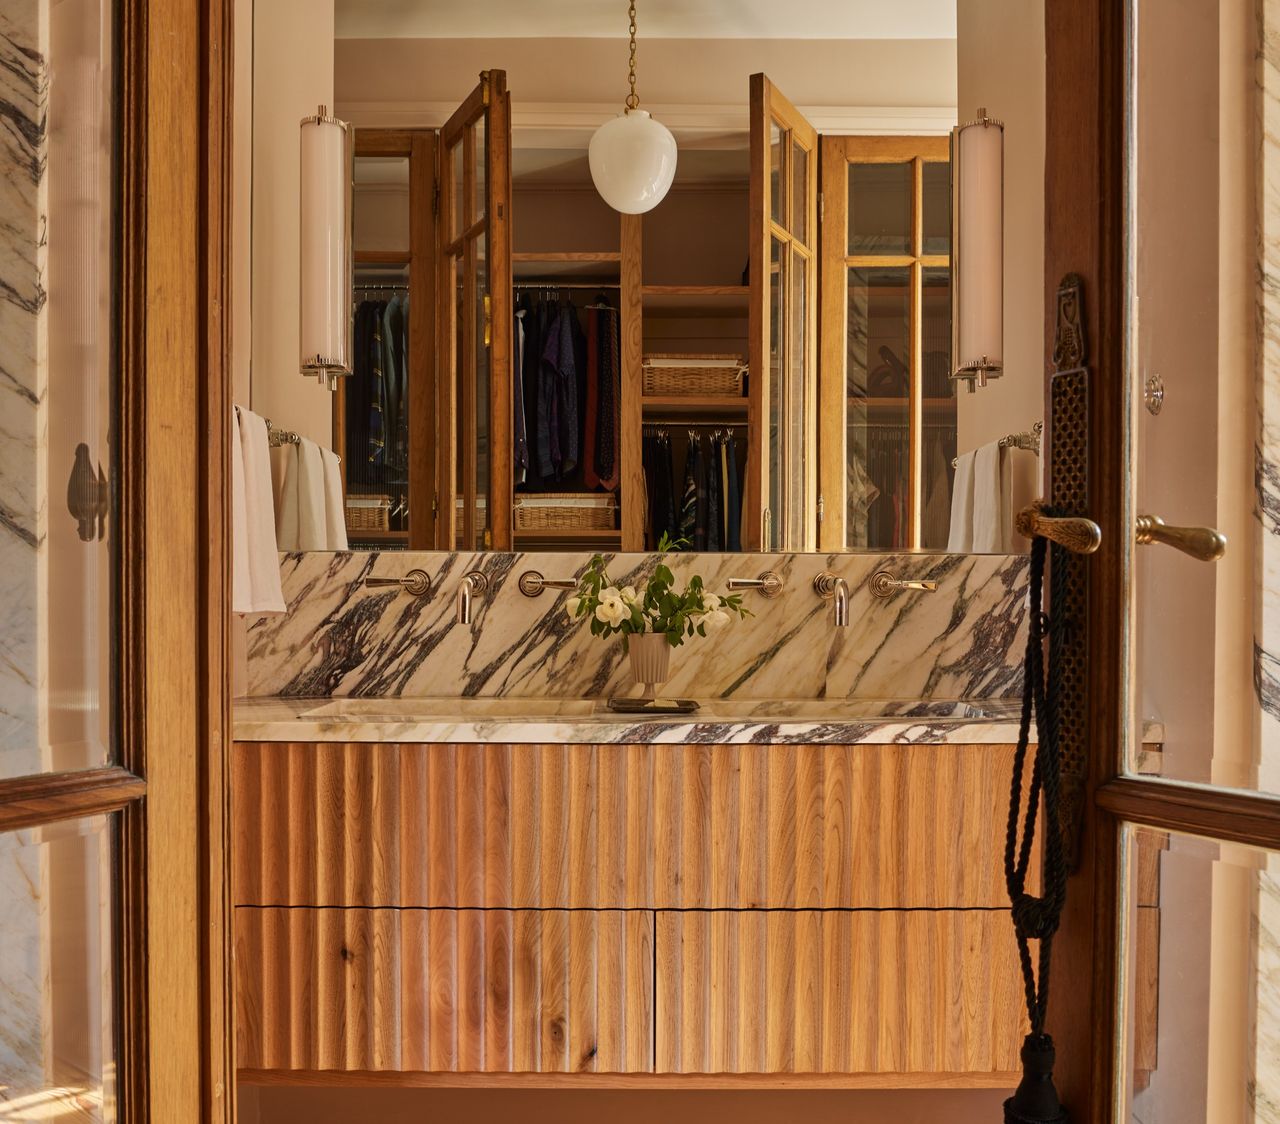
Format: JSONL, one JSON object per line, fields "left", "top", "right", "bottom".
{"left": 335, "top": 0, "right": 956, "bottom": 41}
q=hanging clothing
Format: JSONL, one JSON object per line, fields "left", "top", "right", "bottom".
{"left": 705, "top": 435, "right": 721, "bottom": 552}
{"left": 725, "top": 431, "right": 742, "bottom": 552}
{"left": 692, "top": 435, "right": 709, "bottom": 551}
{"left": 583, "top": 308, "right": 601, "bottom": 489}
{"left": 513, "top": 308, "right": 529, "bottom": 485}
{"left": 595, "top": 305, "right": 620, "bottom": 489}
{"left": 679, "top": 434, "right": 698, "bottom": 545}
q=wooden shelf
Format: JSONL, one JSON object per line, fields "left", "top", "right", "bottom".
{"left": 642, "top": 285, "right": 750, "bottom": 314}
{"left": 347, "top": 529, "right": 410, "bottom": 543}
{"left": 513, "top": 251, "right": 622, "bottom": 262}
{"left": 642, "top": 395, "right": 749, "bottom": 417}
{"left": 512, "top": 528, "right": 622, "bottom": 542}
{"left": 849, "top": 397, "right": 957, "bottom": 407}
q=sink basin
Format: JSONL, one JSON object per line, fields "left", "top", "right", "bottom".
{"left": 301, "top": 697, "right": 1013, "bottom": 723}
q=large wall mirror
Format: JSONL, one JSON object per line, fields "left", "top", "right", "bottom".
{"left": 243, "top": 1, "right": 1045, "bottom": 555}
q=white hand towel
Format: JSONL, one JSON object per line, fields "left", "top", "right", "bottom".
{"left": 321, "top": 447, "right": 349, "bottom": 551}
{"left": 947, "top": 450, "right": 975, "bottom": 553}
{"left": 274, "top": 444, "right": 301, "bottom": 551}
{"left": 971, "top": 442, "right": 1013, "bottom": 553}
{"left": 235, "top": 407, "right": 286, "bottom": 615}
{"left": 231, "top": 409, "right": 252, "bottom": 613}
{"left": 276, "top": 438, "right": 329, "bottom": 551}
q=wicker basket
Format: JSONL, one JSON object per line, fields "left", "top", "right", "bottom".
{"left": 642, "top": 353, "right": 747, "bottom": 397}
{"left": 513, "top": 492, "right": 617, "bottom": 531}
{"left": 345, "top": 495, "right": 391, "bottom": 532}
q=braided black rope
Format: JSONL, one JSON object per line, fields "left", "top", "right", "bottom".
{"left": 1005, "top": 528, "right": 1071, "bottom": 1036}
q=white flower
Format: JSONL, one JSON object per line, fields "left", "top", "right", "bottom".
{"left": 701, "top": 593, "right": 721, "bottom": 612}
{"left": 701, "top": 608, "right": 731, "bottom": 634}
{"left": 619, "top": 585, "right": 638, "bottom": 604}
{"left": 566, "top": 596, "right": 583, "bottom": 623}
{"left": 595, "top": 591, "right": 627, "bottom": 627}
{"left": 600, "top": 585, "right": 621, "bottom": 603}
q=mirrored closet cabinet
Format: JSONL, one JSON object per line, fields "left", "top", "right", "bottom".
{"left": 337, "top": 71, "right": 952, "bottom": 554}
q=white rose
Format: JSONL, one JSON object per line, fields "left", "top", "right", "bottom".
{"left": 702, "top": 593, "right": 721, "bottom": 611}
{"left": 619, "top": 585, "right": 638, "bottom": 604}
{"left": 600, "top": 586, "right": 621, "bottom": 603}
{"left": 701, "top": 608, "right": 731, "bottom": 634}
{"left": 566, "top": 597, "right": 583, "bottom": 623}
{"left": 595, "top": 594, "right": 626, "bottom": 627}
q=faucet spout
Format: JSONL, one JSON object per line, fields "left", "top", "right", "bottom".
{"left": 813, "top": 572, "right": 850, "bottom": 627}
{"left": 456, "top": 570, "right": 490, "bottom": 625}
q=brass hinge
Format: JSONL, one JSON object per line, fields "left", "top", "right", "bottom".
{"left": 432, "top": 492, "right": 439, "bottom": 520}
{"left": 817, "top": 494, "right": 825, "bottom": 523}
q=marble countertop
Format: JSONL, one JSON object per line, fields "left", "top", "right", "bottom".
{"left": 234, "top": 696, "right": 1055, "bottom": 745}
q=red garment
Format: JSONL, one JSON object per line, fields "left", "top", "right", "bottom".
{"left": 583, "top": 307, "right": 601, "bottom": 489}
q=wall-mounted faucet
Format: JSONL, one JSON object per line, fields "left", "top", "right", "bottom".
{"left": 517, "top": 570, "right": 579, "bottom": 598}
{"left": 455, "top": 571, "right": 490, "bottom": 624}
{"left": 813, "top": 572, "right": 850, "bottom": 627}
{"left": 868, "top": 570, "right": 938, "bottom": 599}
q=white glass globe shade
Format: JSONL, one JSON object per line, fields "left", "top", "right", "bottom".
{"left": 589, "top": 110, "right": 678, "bottom": 215}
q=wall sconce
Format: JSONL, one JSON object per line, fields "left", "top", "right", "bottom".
{"left": 950, "top": 108, "right": 1004, "bottom": 392}
{"left": 299, "top": 105, "right": 353, "bottom": 390}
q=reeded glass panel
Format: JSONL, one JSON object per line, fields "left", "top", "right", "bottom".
{"left": 921, "top": 161, "right": 950, "bottom": 255}
{"left": 3, "top": 0, "right": 117, "bottom": 779}
{"left": 920, "top": 267, "right": 956, "bottom": 550}
{"left": 1119, "top": 825, "right": 1280, "bottom": 1120}
{"left": 474, "top": 117, "right": 487, "bottom": 226}
{"left": 449, "top": 140, "right": 464, "bottom": 240}
{"left": 847, "top": 162, "right": 912, "bottom": 256}
{"left": 0, "top": 815, "right": 118, "bottom": 1120}
{"left": 769, "top": 122, "right": 783, "bottom": 227}
{"left": 790, "top": 137, "right": 808, "bottom": 244}
{"left": 767, "top": 237, "right": 784, "bottom": 550}
{"left": 474, "top": 233, "right": 490, "bottom": 549}
{"left": 784, "top": 248, "right": 809, "bottom": 548}
{"left": 847, "top": 267, "right": 910, "bottom": 551}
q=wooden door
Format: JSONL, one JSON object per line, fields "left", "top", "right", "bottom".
{"left": 0, "top": 0, "right": 234, "bottom": 1119}
{"left": 747, "top": 74, "right": 818, "bottom": 551}
{"left": 1044, "top": 0, "right": 1280, "bottom": 1119}
{"left": 436, "top": 70, "right": 514, "bottom": 551}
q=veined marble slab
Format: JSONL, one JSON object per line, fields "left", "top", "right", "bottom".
{"left": 234, "top": 694, "right": 1036, "bottom": 745}
{"left": 246, "top": 550, "right": 1031, "bottom": 700}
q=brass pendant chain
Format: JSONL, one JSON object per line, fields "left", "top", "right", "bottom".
{"left": 625, "top": 0, "right": 640, "bottom": 111}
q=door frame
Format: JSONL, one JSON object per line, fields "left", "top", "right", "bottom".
{"left": 0, "top": 0, "right": 236, "bottom": 1119}
{"left": 1045, "top": 0, "right": 1280, "bottom": 1118}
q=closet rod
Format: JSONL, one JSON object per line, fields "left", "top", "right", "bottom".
{"left": 513, "top": 282, "right": 621, "bottom": 291}
{"left": 355, "top": 283, "right": 408, "bottom": 292}
{"left": 644, "top": 422, "right": 749, "bottom": 430}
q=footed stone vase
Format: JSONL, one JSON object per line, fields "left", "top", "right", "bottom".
{"left": 627, "top": 633, "right": 672, "bottom": 697}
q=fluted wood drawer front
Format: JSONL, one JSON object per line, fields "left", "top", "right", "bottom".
{"left": 235, "top": 907, "right": 654, "bottom": 1074}
{"left": 234, "top": 741, "right": 1025, "bottom": 909}
{"left": 654, "top": 910, "right": 1025, "bottom": 1075}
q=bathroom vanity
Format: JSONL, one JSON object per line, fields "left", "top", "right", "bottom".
{"left": 232, "top": 698, "right": 1038, "bottom": 1087}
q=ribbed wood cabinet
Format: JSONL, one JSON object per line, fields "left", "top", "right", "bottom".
{"left": 233, "top": 740, "right": 1030, "bottom": 1087}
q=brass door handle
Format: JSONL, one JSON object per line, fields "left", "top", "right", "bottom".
{"left": 1135, "top": 514, "right": 1226, "bottom": 561}
{"left": 1015, "top": 503, "right": 1102, "bottom": 555}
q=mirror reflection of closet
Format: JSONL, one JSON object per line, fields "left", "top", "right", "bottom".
{"left": 338, "top": 72, "right": 958, "bottom": 554}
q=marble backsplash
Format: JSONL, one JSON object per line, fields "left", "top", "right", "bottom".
{"left": 246, "top": 551, "right": 1030, "bottom": 701}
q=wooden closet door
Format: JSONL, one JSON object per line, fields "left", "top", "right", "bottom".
{"left": 747, "top": 74, "right": 819, "bottom": 551}
{"left": 437, "top": 70, "right": 513, "bottom": 550}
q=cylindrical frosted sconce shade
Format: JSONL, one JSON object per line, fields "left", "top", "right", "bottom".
{"left": 299, "top": 106, "right": 353, "bottom": 389}
{"left": 950, "top": 109, "right": 1004, "bottom": 391}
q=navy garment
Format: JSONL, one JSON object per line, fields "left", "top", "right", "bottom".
{"left": 513, "top": 309, "right": 529, "bottom": 484}
{"left": 541, "top": 304, "right": 580, "bottom": 477}
{"left": 725, "top": 431, "right": 742, "bottom": 551}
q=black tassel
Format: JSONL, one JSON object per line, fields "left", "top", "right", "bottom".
{"left": 1003, "top": 1034, "right": 1068, "bottom": 1124}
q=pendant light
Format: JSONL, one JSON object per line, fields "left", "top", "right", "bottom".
{"left": 299, "top": 105, "right": 354, "bottom": 390}
{"left": 950, "top": 108, "right": 1004, "bottom": 392}
{"left": 589, "top": 0, "right": 677, "bottom": 215}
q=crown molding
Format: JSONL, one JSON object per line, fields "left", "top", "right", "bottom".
{"left": 336, "top": 100, "right": 958, "bottom": 138}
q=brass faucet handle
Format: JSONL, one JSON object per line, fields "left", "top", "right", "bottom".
{"left": 518, "top": 570, "right": 579, "bottom": 597}
{"left": 1014, "top": 502, "right": 1102, "bottom": 555}
{"left": 363, "top": 568, "right": 432, "bottom": 597}
{"left": 1135, "top": 514, "right": 1226, "bottom": 562}
{"left": 869, "top": 570, "right": 938, "bottom": 598}
{"left": 727, "top": 571, "right": 783, "bottom": 598}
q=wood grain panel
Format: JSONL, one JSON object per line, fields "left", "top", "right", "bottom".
{"left": 655, "top": 910, "right": 1024, "bottom": 1076}
{"left": 236, "top": 908, "right": 654, "bottom": 1074}
{"left": 233, "top": 742, "right": 1032, "bottom": 909}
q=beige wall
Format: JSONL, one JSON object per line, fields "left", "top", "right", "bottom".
{"left": 250, "top": 0, "right": 336, "bottom": 449}
{"left": 955, "top": 0, "right": 1046, "bottom": 548}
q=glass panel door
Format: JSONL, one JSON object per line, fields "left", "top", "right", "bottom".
{"left": 818, "top": 137, "right": 953, "bottom": 552}
{"left": 1115, "top": 0, "right": 1280, "bottom": 1116}
{"left": 748, "top": 74, "right": 816, "bottom": 551}
{"left": 437, "top": 70, "right": 512, "bottom": 551}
